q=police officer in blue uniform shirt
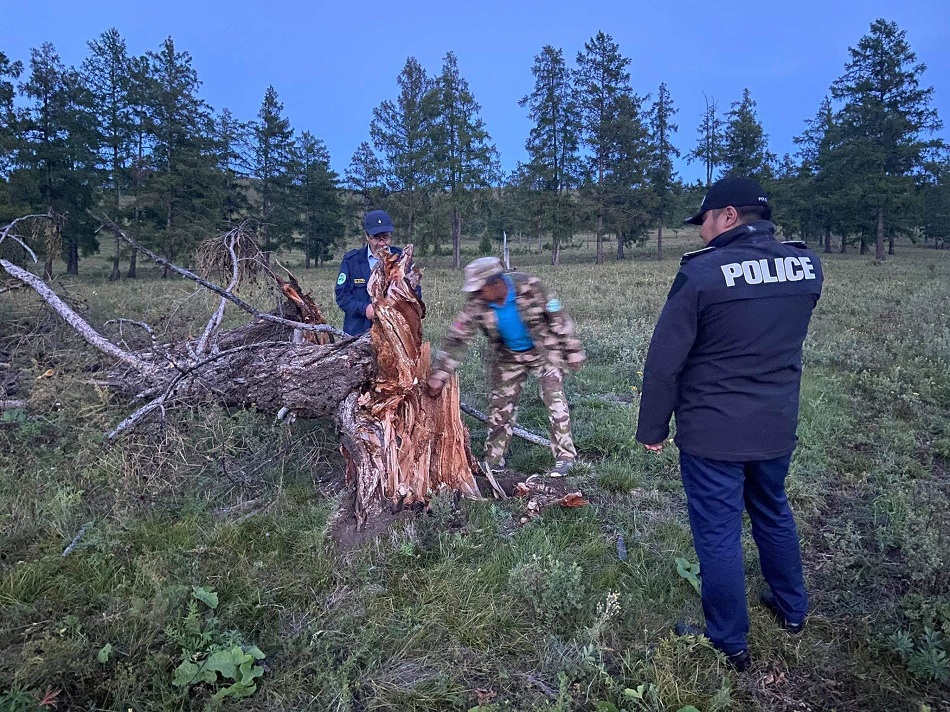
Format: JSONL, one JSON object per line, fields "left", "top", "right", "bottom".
{"left": 335, "top": 209, "right": 408, "bottom": 336}
{"left": 636, "top": 177, "right": 823, "bottom": 671}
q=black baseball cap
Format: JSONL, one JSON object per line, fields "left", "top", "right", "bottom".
{"left": 684, "top": 177, "right": 771, "bottom": 225}
{"left": 364, "top": 209, "right": 394, "bottom": 236}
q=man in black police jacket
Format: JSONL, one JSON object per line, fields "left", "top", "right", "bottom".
{"left": 636, "top": 177, "right": 823, "bottom": 671}
{"left": 335, "top": 209, "right": 408, "bottom": 336}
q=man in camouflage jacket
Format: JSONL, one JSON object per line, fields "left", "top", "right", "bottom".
{"left": 427, "top": 257, "right": 585, "bottom": 476}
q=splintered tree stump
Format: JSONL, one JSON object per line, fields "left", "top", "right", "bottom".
{"left": 338, "top": 246, "right": 480, "bottom": 527}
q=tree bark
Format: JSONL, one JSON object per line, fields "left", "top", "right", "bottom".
{"left": 657, "top": 222, "right": 664, "bottom": 261}
{"left": 452, "top": 207, "right": 462, "bottom": 270}
{"left": 596, "top": 206, "right": 604, "bottom": 265}
{"left": 109, "top": 232, "right": 121, "bottom": 282}
{"left": 876, "top": 207, "right": 885, "bottom": 261}
{"left": 66, "top": 238, "right": 79, "bottom": 275}
{"left": 127, "top": 246, "right": 138, "bottom": 278}
{"left": 824, "top": 227, "right": 832, "bottom": 254}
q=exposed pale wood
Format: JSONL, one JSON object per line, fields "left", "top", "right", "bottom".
{"left": 340, "top": 246, "right": 480, "bottom": 527}
{"left": 1, "top": 259, "right": 156, "bottom": 375}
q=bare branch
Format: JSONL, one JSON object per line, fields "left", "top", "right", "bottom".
{"left": 460, "top": 400, "right": 551, "bottom": 448}
{"left": 104, "top": 318, "right": 159, "bottom": 353}
{"left": 62, "top": 521, "right": 94, "bottom": 557}
{"left": 196, "top": 228, "right": 241, "bottom": 354}
{"left": 105, "top": 396, "right": 166, "bottom": 441}
{"left": 0, "top": 259, "right": 157, "bottom": 375}
{"left": 91, "top": 212, "right": 348, "bottom": 339}
{"left": 0, "top": 213, "right": 50, "bottom": 263}
{"left": 0, "top": 281, "right": 27, "bottom": 295}
{"left": 1, "top": 399, "right": 27, "bottom": 410}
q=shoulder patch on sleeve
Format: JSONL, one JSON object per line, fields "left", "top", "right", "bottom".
{"left": 337, "top": 273, "right": 347, "bottom": 286}
{"left": 782, "top": 240, "right": 808, "bottom": 249}
{"left": 680, "top": 246, "right": 716, "bottom": 265}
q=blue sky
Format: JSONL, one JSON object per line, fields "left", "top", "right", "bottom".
{"left": 3, "top": 0, "right": 949, "bottom": 184}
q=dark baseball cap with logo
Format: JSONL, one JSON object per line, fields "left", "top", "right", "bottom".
{"left": 364, "top": 209, "right": 394, "bottom": 236}
{"left": 684, "top": 177, "right": 771, "bottom": 225}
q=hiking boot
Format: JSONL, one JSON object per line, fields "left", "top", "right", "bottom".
{"left": 759, "top": 590, "right": 806, "bottom": 634}
{"left": 549, "top": 460, "right": 575, "bottom": 478}
{"left": 674, "top": 622, "right": 751, "bottom": 671}
{"left": 724, "top": 649, "right": 752, "bottom": 672}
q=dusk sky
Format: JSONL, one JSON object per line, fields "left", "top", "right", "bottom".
{"left": 4, "top": 0, "right": 949, "bottom": 184}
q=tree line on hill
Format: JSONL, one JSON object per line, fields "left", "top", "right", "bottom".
{"left": 0, "top": 18, "right": 947, "bottom": 277}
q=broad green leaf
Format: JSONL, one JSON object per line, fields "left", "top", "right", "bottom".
{"left": 191, "top": 585, "right": 219, "bottom": 609}
{"left": 97, "top": 643, "right": 113, "bottom": 663}
{"left": 204, "top": 647, "right": 241, "bottom": 679}
{"left": 172, "top": 660, "right": 200, "bottom": 687}
{"left": 675, "top": 557, "right": 702, "bottom": 596}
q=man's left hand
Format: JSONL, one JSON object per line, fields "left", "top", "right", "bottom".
{"left": 642, "top": 442, "right": 664, "bottom": 452}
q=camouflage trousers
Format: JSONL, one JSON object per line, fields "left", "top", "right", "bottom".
{"left": 485, "top": 348, "right": 576, "bottom": 466}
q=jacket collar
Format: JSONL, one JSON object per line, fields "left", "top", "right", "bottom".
{"left": 708, "top": 220, "right": 775, "bottom": 249}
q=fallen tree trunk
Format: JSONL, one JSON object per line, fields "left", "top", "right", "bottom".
{"left": 2, "top": 215, "right": 480, "bottom": 528}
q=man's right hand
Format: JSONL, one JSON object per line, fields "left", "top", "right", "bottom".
{"left": 426, "top": 377, "right": 444, "bottom": 398}
{"left": 365, "top": 304, "right": 375, "bottom": 320}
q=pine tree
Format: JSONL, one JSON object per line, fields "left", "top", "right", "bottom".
{"left": 721, "top": 88, "right": 775, "bottom": 181}
{"left": 124, "top": 54, "right": 154, "bottom": 278}
{"left": 687, "top": 95, "right": 724, "bottom": 188}
{"left": 602, "top": 92, "right": 652, "bottom": 260}
{"left": 430, "top": 51, "right": 500, "bottom": 268}
{"left": 81, "top": 28, "right": 135, "bottom": 280}
{"left": 518, "top": 45, "right": 581, "bottom": 264}
{"left": 249, "top": 85, "right": 296, "bottom": 257}
{"left": 294, "top": 131, "right": 344, "bottom": 268}
{"left": 0, "top": 51, "right": 21, "bottom": 173}
{"left": 575, "top": 31, "right": 634, "bottom": 264}
{"left": 922, "top": 160, "right": 950, "bottom": 249}
{"left": 370, "top": 57, "right": 435, "bottom": 249}
{"left": 15, "top": 43, "right": 99, "bottom": 275}
{"left": 646, "top": 82, "right": 680, "bottom": 260}
{"left": 212, "top": 107, "right": 250, "bottom": 225}
{"left": 829, "top": 18, "right": 943, "bottom": 260}
{"left": 0, "top": 50, "right": 23, "bottom": 223}
{"left": 345, "top": 141, "right": 384, "bottom": 224}
{"left": 140, "top": 37, "right": 218, "bottom": 275}
{"left": 794, "top": 96, "right": 839, "bottom": 252}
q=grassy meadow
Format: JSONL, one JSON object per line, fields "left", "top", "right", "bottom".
{"left": 1, "top": 226, "right": 950, "bottom": 711}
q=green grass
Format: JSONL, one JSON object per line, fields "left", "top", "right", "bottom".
{"left": 2, "top": 230, "right": 950, "bottom": 709}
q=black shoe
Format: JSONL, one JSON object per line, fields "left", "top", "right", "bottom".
{"left": 674, "top": 621, "right": 705, "bottom": 637}
{"left": 724, "top": 649, "right": 751, "bottom": 672}
{"left": 673, "top": 622, "right": 751, "bottom": 671}
{"left": 759, "top": 590, "right": 806, "bottom": 634}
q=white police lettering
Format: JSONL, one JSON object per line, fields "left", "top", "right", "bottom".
{"left": 800, "top": 256, "right": 815, "bottom": 279}
{"left": 721, "top": 256, "right": 817, "bottom": 287}
{"left": 784, "top": 257, "right": 803, "bottom": 281}
{"left": 742, "top": 260, "right": 763, "bottom": 284}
